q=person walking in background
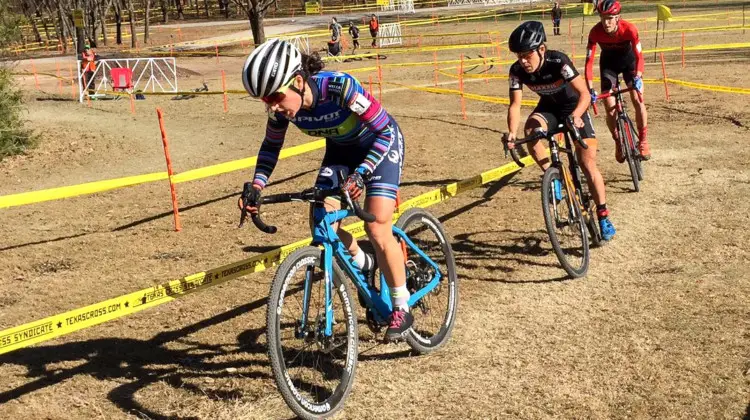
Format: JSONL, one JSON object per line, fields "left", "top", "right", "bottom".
{"left": 349, "top": 21, "right": 360, "bottom": 54}
{"left": 328, "top": 17, "right": 343, "bottom": 57}
{"left": 369, "top": 14, "right": 379, "bottom": 47}
{"left": 81, "top": 43, "right": 98, "bottom": 95}
{"left": 551, "top": 2, "right": 563, "bottom": 36}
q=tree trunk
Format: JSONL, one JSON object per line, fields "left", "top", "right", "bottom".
{"left": 55, "top": 5, "right": 67, "bottom": 52}
{"left": 114, "top": 1, "right": 122, "bottom": 44}
{"left": 99, "top": 0, "right": 109, "bottom": 46}
{"left": 175, "top": 0, "right": 184, "bottom": 19}
{"left": 144, "top": 0, "right": 152, "bottom": 44}
{"left": 247, "top": 4, "right": 265, "bottom": 45}
{"left": 21, "top": 1, "right": 43, "bottom": 43}
{"left": 204, "top": 0, "right": 210, "bottom": 17}
{"left": 89, "top": 6, "right": 98, "bottom": 47}
{"left": 127, "top": 0, "right": 136, "bottom": 48}
{"left": 161, "top": 0, "right": 168, "bottom": 22}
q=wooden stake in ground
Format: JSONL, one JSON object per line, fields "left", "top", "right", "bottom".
{"left": 660, "top": 52, "right": 670, "bottom": 101}
{"left": 215, "top": 44, "right": 220, "bottom": 64}
{"left": 156, "top": 108, "right": 182, "bottom": 232}
{"left": 130, "top": 93, "right": 136, "bottom": 114}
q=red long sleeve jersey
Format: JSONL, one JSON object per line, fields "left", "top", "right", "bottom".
{"left": 585, "top": 20, "right": 645, "bottom": 82}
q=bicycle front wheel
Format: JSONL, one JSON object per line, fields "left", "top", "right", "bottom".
{"left": 619, "top": 117, "right": 640, "bottom": 192}
{"left": 625, "top": 117, "right": 645, "bottom": 182}
{"left": 266, "top": 246, "right": 359, "bottom": 420}
{"left": 541, "top": 167, "right": 590, "bottom": 278}
{"left": 396, "top": 208, "right": 459, "bottom": 354}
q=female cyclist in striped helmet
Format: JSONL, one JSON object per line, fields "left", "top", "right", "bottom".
{"left": 239, "top": 39, "right": 412, "bottom": 341}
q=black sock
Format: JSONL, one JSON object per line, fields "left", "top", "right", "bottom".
{"left": 596, "top": 204, "right": 609, "bottom": 220}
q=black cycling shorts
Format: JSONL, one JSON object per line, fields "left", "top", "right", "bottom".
{"left": 600, "top": 52, "right": 636, "bottom": 92}
{"left": 531, "top": 105, "right": 596, "bottom": 140}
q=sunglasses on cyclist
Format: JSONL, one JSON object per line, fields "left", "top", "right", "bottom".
{"left": 261, "top": 77, "right": 297, "bottom": 105}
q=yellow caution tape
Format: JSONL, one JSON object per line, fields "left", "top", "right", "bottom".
{"left": 0, "top": 140, "right": 326, "bottom": 209}
{"left": 665, "top": 78, "right": 750, "bottom": 95}
{"left": 0, "top": 154, "right": 535, "bottom": 355}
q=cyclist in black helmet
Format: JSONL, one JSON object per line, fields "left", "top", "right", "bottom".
{"left": 504, "top": 21, "right": 616, "bottom": 241}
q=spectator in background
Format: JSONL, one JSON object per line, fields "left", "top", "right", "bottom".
{"left": 551, "top": 2, "right": 563, "bottom": 36}
{"left": 369, "top": 14, "right": 379, "bottom": 47}
{"left": 349, "top": 21, "right": 360, "bottom": 54}
{"left": 328, "top": 17, "right": 343, "bottom": 56}
{"left": 81, "top": 43, "right": 98, "bottom": 95}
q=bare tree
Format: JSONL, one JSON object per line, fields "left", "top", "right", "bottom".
{"left": 126, "top": 0, "right": 136, "bottom": 47}
{"left": 144, "top": 0, "right": 151, "bottom": 43}
{"left": 230, "top": 0, "right": 276, "bottom": 45}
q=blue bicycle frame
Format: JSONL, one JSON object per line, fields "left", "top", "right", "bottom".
{"left": 299, "top": 205, "right": 443, "bottom": 337}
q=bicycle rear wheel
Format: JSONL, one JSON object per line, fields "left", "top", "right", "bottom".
{"left": 266, "top": 246, "right": 359, "bottom": 420}
{"left": 395, "top": 208, "right": 459, "bottom": 354}
{"left": 618, "top": 118, "right": 640, "bottom": 192}
{"left": 541, "top": 167, "right": 590, "bottom": 278}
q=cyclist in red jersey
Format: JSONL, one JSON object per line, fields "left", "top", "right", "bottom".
{"left": 585, "top": 0, "right": 651, "bottom": 161}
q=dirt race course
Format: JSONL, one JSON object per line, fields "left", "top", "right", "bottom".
{"left": 1, "top": 5, "right": 749, "bottom": 419}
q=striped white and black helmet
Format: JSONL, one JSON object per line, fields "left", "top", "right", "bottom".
{"left": 242, "top": 39, "right": 302, "bottom": 98}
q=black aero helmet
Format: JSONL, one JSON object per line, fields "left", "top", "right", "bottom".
{"left": 508, "top": 21, "right": 547, "bottom": 53}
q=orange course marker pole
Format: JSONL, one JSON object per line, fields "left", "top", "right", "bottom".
{"left": 568, "top": 19, "right": 572, "bottom": 38}
{"left": 681, "top": 32, "right": 686, "bottom": 68}
{"left": 156, "top": 108, "right": 182, "bottom": 232}
{"left": 30, "top": 59, "right": 40, "bottom": 90}
{"left": 221, "top": 70, "right": 228, "bottom": 113}
{"left": 69, "top": 63, "right": 76, "bottom": 100}
{"left": 433, "top": 50, "right": 438, "bottom": 87}
{"left": 377, "top": 66, "right": 383, "bottom": 103}
{"left": 215, "top": 44, "right": 219, "bottom": 64}
{"left": 369, "top": 75, "right": 374, "bottom": 97}
{"left": 56, "top": 61, "right": 63, "bottom": 95}
{"left": 130, "top": 93, "right": 136, "bottom": 114}
{"left": 459, "top": 54, "right": 467, "bottom": 120}
{"left": 660, "top": 52, "right": 670, "bottom": 101}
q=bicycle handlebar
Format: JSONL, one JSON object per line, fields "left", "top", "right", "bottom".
{"left": 240, "top": 171, "right": 376, "bottom": 234}
{"left": 592, "top": 85, "right": 643, "bottom": 116}
{"left": 502, "top": 116, "right": 587, "bottom": 163}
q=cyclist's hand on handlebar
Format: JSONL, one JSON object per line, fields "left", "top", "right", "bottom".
{"left": 572, "top": 115, "right": 585, "bottom": 129}
{"left": 589, "top": 88, "right": 598, "bottom": 104}
{"left": 238, "top": 183, "right": 262, "bottom": 215}
{"left": 502, "top": 132, "right": 517, "bottom": 149}
{"left": 343, "top": 172, "right": 365, "bottom": 200}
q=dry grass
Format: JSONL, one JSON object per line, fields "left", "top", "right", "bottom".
{"left": 1, "top": 7, "right": 749, "bottom": 420}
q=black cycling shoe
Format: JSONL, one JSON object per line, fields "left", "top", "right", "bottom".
{"left": 384, "top": 308, "right": 414, "bottom": 342}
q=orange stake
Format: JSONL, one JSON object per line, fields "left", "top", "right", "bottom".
{"left": 215, "top": 44, "right": 219, "bottom": 64}
{"left": 30, "top": 59, "right": 40, "bottom": 90}
{"left": 221, "top": 70, "right": 228, "bottom": 112}
{"left": 130, "top": 93, "right": 136, "bottom": 114}
{"left": 56, "top": 61, "right": 63, "bottom": 95}
{"left": 681, "top": 32, "right": 686, "bottom": 68}
{"left": 156, "top": 108, "right": 182, "bottom": 232}
{"left": 377, "top": 66, "right": 383, "bottom": 103}
{"left": 369, "top": 75, "right": 374, "bottom": 96}
{"left": 459, "top": 54, "right": 466, "bottom": 120}
{"left": 568, "top": 19, "right": 572, "bottom": 37}
{"left": 660, "top": 52, "right": 670, "bottom": 101}
{"left": 69, "top": 63, "right": 76, "bottom": 100}
{"left": 433, "top": 50, "right": 438, "bottom": 87}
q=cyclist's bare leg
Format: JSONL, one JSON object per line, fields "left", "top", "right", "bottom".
{"left": 576, "top": 138, "right": 606, "bottom": 206}
{"left": 629, "top": 87, "right": 647, "bottom": 133}
{"left": 603, "top": 96, "right": 618, "bottom": 139}
{"left": 322, "top": 198, "right": 361, "bottom": 256}
{"left": 364, "top": 196, "right": 406, "bottom": 289}
{"left": 525, "top": 114, "right": 551, "bottom": 170}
